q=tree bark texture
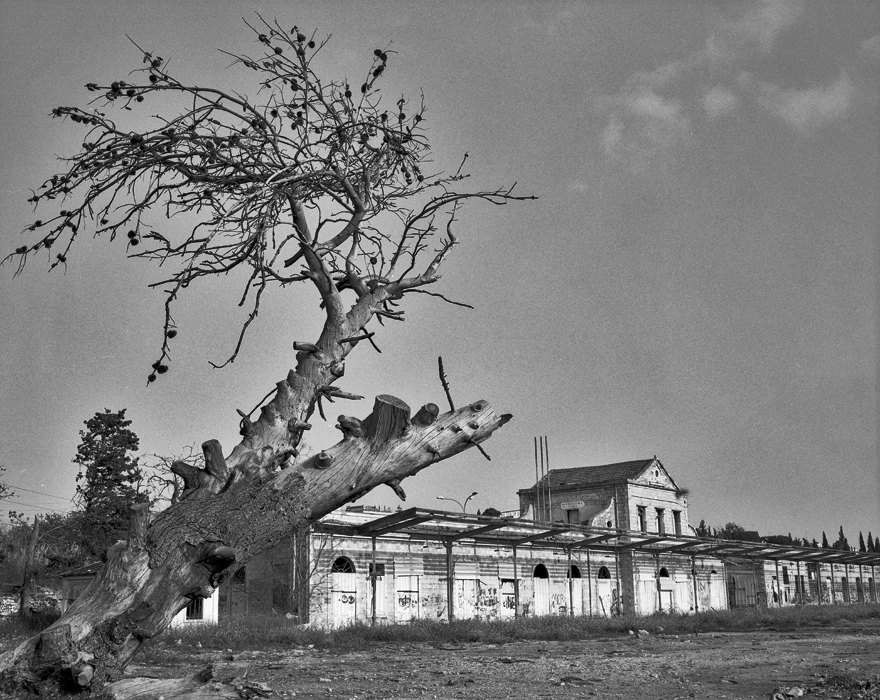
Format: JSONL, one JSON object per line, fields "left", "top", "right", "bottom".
{"left": 0, "top": 391, "right": 510, "bottom": 698}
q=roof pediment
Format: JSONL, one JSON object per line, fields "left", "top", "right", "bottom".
{"left": 520, "top": 458, "right": 680, "bottom": 493}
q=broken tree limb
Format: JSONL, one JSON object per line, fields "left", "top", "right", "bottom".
{"left": 412, "top": 402, "right": 440, "bottom": 426}
{"left": 127, "top": 503, "right": 151, "bottom": 550}
{"left": 314, "top": 451, "right": 334, "bottom": 469}
{"left": 292, "top": 341, "right": 320, "bottom": 353}
{"left": 337, "top": 331, "right": 375, "bottom": 345}
{"left": 336, "top": 415, "right": 365, "bottom": 438}
{"left": 318, "top": 386, "right": 364, "bottom": 401}
{"left": 387, "top": 478, "right": 407, "bottom": 500}
{"left": 202, "top": 439, "right": 229, "bottom": 483}
{"left": 361, "top": 394, "right": 411, "bottom": 443}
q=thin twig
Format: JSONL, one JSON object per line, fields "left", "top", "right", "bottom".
{"left": 438, "top": 356, "right": 455, "bottom": 411}
{"left": 407, "top": 288, "right": 474, "bottom": 309}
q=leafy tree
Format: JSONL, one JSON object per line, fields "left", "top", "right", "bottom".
{"left": 73, "top": 409, "right": 147, "bottom": 559}
{"left": 858, "top": 531, "right": 866, "bottom": 553}
{"left": 695, "top": 519, "right": 711, "bottom": 538}
{"left": 822, "top": 531, "right": 830, "bottom": 549}
{"left": 0, "top": 465, "right": 14, "bottom": 502}
{"left": 810, "top": 538, "right": 819, "bottom": 548}
{"left": 0, "top": 19, "right": 526, "bottom": 697}
{"left": 832, "top": 525, "right": 849, "bottom": 551}
{"left": 716, "top": 522, "right": 756, "bottom": 541}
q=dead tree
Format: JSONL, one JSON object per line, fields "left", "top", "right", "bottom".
{"left": 0, "top": 17, "right": 531, "bottom": 699}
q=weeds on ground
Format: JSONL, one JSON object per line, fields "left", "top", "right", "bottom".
{"left": 141, "top": 603, "right": 880, "bottom": 656}
{"left": 3, "top": 604, "right": 879, "bottom": 657}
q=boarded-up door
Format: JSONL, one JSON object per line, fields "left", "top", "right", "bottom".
{"left": 499, "top": 579, "right": 516, "bottom": 618}
{"left": 330, "top": 572, "right": 357, "bottom": 627}
{"left": 596, "top": 580, "right": 613, "bottom": 617}
{"left": 568, "top": 578, "right": 584, "bottom": 616}
{"left": 730, "top": 574, "right": 756, "bottom": 607}
{"left": 533, "top": 577, "right": 550, "bottom": 616}
{"left": 395, "top": 575, "right": 419, "bottom": 622}
{"left": 455, "top": 579, "right": 478, "bottom": 619}
{"left": 637, "top": 580, "right": 655, "bottom": 614}
{"left": 676, "top": 581, "right": 693, "bottom": 612}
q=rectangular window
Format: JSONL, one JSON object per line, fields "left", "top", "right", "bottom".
{"left": 566, "top": 509, "right": 579, "bottom": 524}
{"left": 185, "top": 597, "right": 204, "bottom": 620}
{"left": 782, "top": 566, "right": 789, "bottom": 584}
{"left": 637, "top": 506, "right": 647, "bottom": 533}
{"left": 369, "top": 563, "right": 386, "bottom": 578}
{"left": 655, "top": 508, "right": 665, "bottom": 534}
{"left": 672, "top": 510, "right": 682, "bottom": 536}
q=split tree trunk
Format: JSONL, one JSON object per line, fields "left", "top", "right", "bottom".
{"left": 0, "top": 391, "right": 509, "bottom": 699}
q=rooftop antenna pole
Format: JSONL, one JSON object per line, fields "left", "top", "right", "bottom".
{"left": 533, "top": 436, "right": 540, "bottom": 523}
{"left": 545, "top": 435, "right": 551, "bottom": 522}
{"left": 539, "top": 435, "right": 546, "bottom": 522}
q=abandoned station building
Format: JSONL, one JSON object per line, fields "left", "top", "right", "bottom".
{"left": 61, "top": 458, "right": 880, "bottom": 627}
{"left": 207, "top": 458, "right": 880, "bottom": 627}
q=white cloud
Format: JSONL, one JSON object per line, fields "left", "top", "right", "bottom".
{"left": 703, "top": 86, "right": 739, "bottom": 118}
{"left": 598, "top": 0, "right": 861, "bottom": 168}
{"left": 729, "top": 0, "right": 804, "bottom": 53}
{"left": 602, "top": 88, "right": 690, "bottom": 170}
{"left": 860, "top": 34, "right": 880, "bottom": 63}
{"left": 751, "top": 73, "right": 854, "bottom": 134}
{"left": 705, "top": 0, "right": 804, "bottom": 65}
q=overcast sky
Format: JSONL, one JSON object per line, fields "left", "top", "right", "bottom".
{"left": 0, "top": 1, "right": 877, "bottom": 544}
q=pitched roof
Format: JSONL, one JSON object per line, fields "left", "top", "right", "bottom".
{"left": 518, "top": 459, "right": 658, "bottom": 493}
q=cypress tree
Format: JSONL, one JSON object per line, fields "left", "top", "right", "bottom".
{"left": 73, "top": 408, "right": 147, "bottom": 559}
{"left": 822, "top": 531, "right": 830, "bottom": 549}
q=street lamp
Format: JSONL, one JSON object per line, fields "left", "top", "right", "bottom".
{"left": 436, "top": 491, "right": 478, "bottom": 513}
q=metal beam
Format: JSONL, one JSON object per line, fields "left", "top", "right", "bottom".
{"left": 512, "top": 528, "right": 571, "bottom": 546}
{"left": 654, "top": 541, "right": 705, "bottom": 554}
{"left": 444, "top": 522, "right": 506, "bottom": 542}
{"left": 355, "top": 507, "right": 422, "bottom": 535}
{"left": 365, "top": 516, "right": 434, "bottom": 537}
{"left": 568, "top": 533, "right": 620, "bottom": 549}
{"left": 615, "top": 537, "right": 668, "bottom": 551}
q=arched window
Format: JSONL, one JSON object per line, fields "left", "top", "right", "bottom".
{"left": 567, "top": 564, "right": 582, "bottom": 579}
{"left": 331, "top": 556, "right": 356, "bottom": 574}
{"left": 597, "top": 566, "right": 611, "bottom": 579}
{"left": 659, "top": 567, "right": 670, "bottom": 578}
{"left": 533, "top": 563, "right": 549, "bottom": 579}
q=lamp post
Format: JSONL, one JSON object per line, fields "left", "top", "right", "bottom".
{"left": 436, "top": 491, "right": 478, "bottom": 513}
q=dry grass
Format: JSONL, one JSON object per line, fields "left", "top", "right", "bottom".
{"left": 144, "top": 603, "right": 880, "bottom": 654}
{"left": 3, "top": 604, "right": 878, "bottom": 657}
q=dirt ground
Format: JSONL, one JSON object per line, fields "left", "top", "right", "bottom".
{"left": 130, "top": 618, "right": 880, "bottom": 700}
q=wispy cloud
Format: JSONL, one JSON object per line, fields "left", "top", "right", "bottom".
{"left": 601, "top": 84, "right": 690, "bottom": 172}
{"left": 708, "top": 0, "right": 804, "bottom": 58}
{"left": 599, "top": 0, "right": 863, "bottom": 169}
{"left": 860, "top": 34, "right": 880, "bottom": 63}
{"left": 703, "top": 86, "right": 738, "bottom": 118}
{"left": 746, "top": 72, "right": 855, "bottom": 135}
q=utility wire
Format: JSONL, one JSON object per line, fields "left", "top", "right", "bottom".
{"left": 0, "top": 498, "right": 70, "bottom": 512}
{"left": 4, "top": 484, "right": 72, "bottom": 501}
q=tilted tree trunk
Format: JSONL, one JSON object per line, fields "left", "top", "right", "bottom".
{"left": 0, "top": 387, "right": 509, "bottom": 698}
{"left": 1, "top": 23, "right": 534, "bottom": 695}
